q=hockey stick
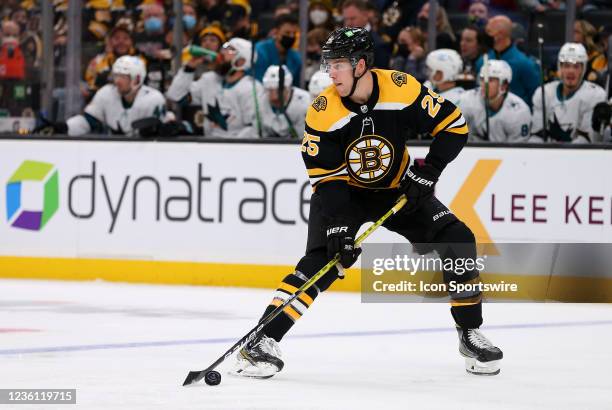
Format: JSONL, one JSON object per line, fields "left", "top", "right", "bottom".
{"left": 483, "top": 54, "right": 490, "bottom": 140}
{"left": 251, "top": 39, "right": 263, "bottom": 137}
{"left": 537, "top": 23, "right": 547, "bottom": 140}
{"left": 182, "top": 194, "right": 409, "bottom": 386}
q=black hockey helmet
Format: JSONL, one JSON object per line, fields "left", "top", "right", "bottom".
{"left": 321, "top": 27, "right": 375, "bottom": 70}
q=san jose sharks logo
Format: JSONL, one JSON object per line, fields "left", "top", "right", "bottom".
{"left": 206, "top": 99, "right": 230, "bottom": 130}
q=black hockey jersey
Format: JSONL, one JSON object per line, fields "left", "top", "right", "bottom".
{"left": 302, "top": 69, "right": 468, "bottom": 195}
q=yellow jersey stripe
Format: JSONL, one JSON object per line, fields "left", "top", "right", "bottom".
{"left": 431, "top": 107, "right": 461, "bottom": 137}
{"left": 307, "top": 164, "right": 347, "bottom": 177}
{"left": 445, "top": 124, "right": 469, "bottom": 135}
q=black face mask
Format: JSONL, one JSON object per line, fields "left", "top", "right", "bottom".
{"left": 397, "top": 44, "right": 409, "bottom": 57}
{"left": 307, "top": 51, "right": 321, "bottom": 61}
{"left": 232, "top": 26, "right": 250, "bottom": 39}
{"left": 280, "top": 35, "right": 295, "bottom": 50}
{"left": 417, "top": 17, "right": 428, "bottom": 32}
{"left": 483, "top": 33, "right": 495, "bottom": 49}
{"left": 215, "top": 61, "right": 232, "bottom": 76}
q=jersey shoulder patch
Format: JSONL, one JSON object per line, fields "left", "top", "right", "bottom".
{"left": 305, "top": 86, "right": 351, "bottom": 133}
{"left": 373, "top": 69, "right": 421, "bottom": 107}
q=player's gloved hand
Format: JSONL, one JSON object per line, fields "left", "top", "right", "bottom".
{"left": 326, "top": 218, "right": 361, "bottom": 269}
{"left": 592, "top": 102, "right": 611, "bottom": 132}
{"left": 31, "top": 116, "right": 68, "bottom": 135}
{"left": 399, "top": 162, "right": 441, "bottom": 211}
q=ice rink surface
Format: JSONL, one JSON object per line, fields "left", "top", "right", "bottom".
{"left": 1, "top": 279, "right": 611, "bottom": 410}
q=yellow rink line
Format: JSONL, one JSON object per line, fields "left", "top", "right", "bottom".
{"left": 1, "top": 256, "right": 611, "bottom": 302}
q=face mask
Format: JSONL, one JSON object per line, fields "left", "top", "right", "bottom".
{"left": 144, "top": 17, "right": 163, "bottom": 33}
{"left": 483, "top": 33, "right": 495, "bottom": 49}
{"left": 307, "top": 51, "right": 321, "bottom": 61}
{"left": 232, "top": 26, "right": 249, "bottom": 39}
{"left": 183, "top": 15, "right": 196, "bottom": 30}
{"left": 468, "top": 15, "right": 487, "bottom": 30}
{"left": 397, "top": 44, "right": 409, "bottom": 57}
{"left": 417, "top": 17, "right": 428, "bottom": 32}
{"left": 280, "top": 35, "right": 295, "bottom": 50}
{"left": 310, "top": 9, "right": 328, "bottom": 26}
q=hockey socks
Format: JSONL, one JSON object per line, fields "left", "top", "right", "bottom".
{"left": 261, "top": 271, "right": 319, "bottom": 341}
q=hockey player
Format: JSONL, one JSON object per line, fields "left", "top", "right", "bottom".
{"left": 459, "top": 59, "right": 531, "bottom": 142}
{"left": 424, "top": 48, "right": 466, "bottom": 104}
{"left": 166, "top": 37, "right": 265, "bottom": 138}
{"left": 34, "top": 56, "right": 168, "bottom": 136}
{"left": 308, "top": 71, "right": 333, "bottom": 99}
{"left": 261, "top": 65, "right": 311, "bottom": 139}
{"left": 233, "top": 28, "right": 503, "bottom": 379}
{"left": 530, "top": 42, "right": 607, "bottom": 143}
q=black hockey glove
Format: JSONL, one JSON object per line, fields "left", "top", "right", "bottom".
{"left": 32, "top": 116, "right": 68, "bottom": 135}
{"left": 326, "top": 218, "right": 361, "bottom": 269}
{"left": 592, "top": 102, "right": 611, "bottom": 133}
{"left": 399, "top": 163, "right": 441, "bottom": 212}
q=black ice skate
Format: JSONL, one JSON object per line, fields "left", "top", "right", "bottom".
{"left": 456, "top": 326, "right": 503, "bottom": 375}
{"left": 230, "top": 335, "right": 284, "bottom": 379}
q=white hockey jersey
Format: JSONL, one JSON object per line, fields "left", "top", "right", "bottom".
{"left": 166, "top": 69, "right": 266, "bottom": 138}
{"left": 422, "top": 82, "right": 465, "bottom": 105}
{"left": 531, "top": 80, "right": 607, "bottom": 144}
{"left": 66, "top": 84, "right": 166, "bottom": 136}
{"left": 260, "top": 87, "right": 310, "bottom": 138}
{"left": 458, "top": 88, "right": 531, "bottom": 142}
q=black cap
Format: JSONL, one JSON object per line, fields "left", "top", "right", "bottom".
{"left": 321, "top": 27, "right": 375, "bottom": 68}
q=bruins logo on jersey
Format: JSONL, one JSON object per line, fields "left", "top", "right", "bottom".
{"left": 312, "top": 96, "right": 327, "bottom": 112}
{"left": 391, "top": 71, "right": 407, "bottom": 87}
{"left": 346, "top": 135, "right": 394, "bottom": 183}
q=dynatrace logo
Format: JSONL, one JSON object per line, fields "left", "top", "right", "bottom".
{"left": 6, "top": 160, "right": 59, "bottom": 230}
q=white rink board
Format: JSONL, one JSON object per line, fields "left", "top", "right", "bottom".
{"left": 0, "top": 140, "right": 610, "bottom": 265}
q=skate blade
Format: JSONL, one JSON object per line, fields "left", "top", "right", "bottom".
{"left": 465, "top": 358, "right": 501, "bottom": 376}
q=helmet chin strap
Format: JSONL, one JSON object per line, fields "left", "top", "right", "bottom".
{"left": 347, "top": 65, "right": 366, "bottom": 98}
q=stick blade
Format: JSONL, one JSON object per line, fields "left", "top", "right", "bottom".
{"left": 183, "top": 370, "right": 204, "bottom": 386}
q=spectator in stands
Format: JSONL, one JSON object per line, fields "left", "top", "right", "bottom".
{"left": 476, "top": 15, "right": 539, "bottom": 106}
{"left": 467, "top": 0, "right": 489, "bottom": 29}
{"left": 573, "top": 19, "right": 608, "bottom": 85}
{"left": 460, "top": 25, "right": 484, "bottom": 82}
{"left": 85, "top": 20, "right": 141, "bottom": 97}
{"left": 134, "top": 3, "right": 172, "bottom": 92}
{"left": 9, "top": 7, "right": 42, "bottom": 77}
{"left": 309, "top": 0, "right": 335, "bottom": 31}
{"left": 416, "top": 2, "right": 457, "bottom": 49}
{"left": 260, "top": 65, "right": 310, "bottom": 138}
{"left": 182, "top": 3, "right": 200, "bottom": 38}
{"left": 304, "top": 27, "right": 330, "bottom": 83}
{"left": 517, "top": 0, "right": 577, "bottom": 13}
{"left": 380, "top": 0, "right": 428, "bottom": 41}
{"left": 167, "top": 38, "right": 266, "bottom": 138}
{"left": 0, "top": 20, "right": 25, "bottom": 81}
{"left": 254, "top": 14, "right": 301, "bottom": 87}
{"left": 530, "top": 42, "right": 607, "bottom": 143}
{"left": 341, "top": 0, "right": 391, "bottom": 69}
{"left": 223, "top": 1, "right": 254, "bottom": 39}
{"left": 390, "top": 26, "right": 427, "bottom": 83}
{"left": 196, "top": 0, "right": 227, "bottom": 27}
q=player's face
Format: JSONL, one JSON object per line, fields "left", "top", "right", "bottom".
{"left": 113, "top": 73, "right": 132, "bottom": 95}
{"left": 480, "top": 77, "right": 501, "bottom": 100}
{"left": 325, "top": 58, "right": 355, "bottom": 97}
{"left": 559, "top": 62, "right": 583, "bottom": 89}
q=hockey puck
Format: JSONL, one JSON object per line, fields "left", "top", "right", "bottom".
{"left": 204, "top": 370, "right": 221, "bottom": 386}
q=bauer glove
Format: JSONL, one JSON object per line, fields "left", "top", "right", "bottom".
{"left": 399, "top": 163, "right": 441, "bottom": 211}
{"left": 326, "top": 218, "right": 361, "bottom": 269}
